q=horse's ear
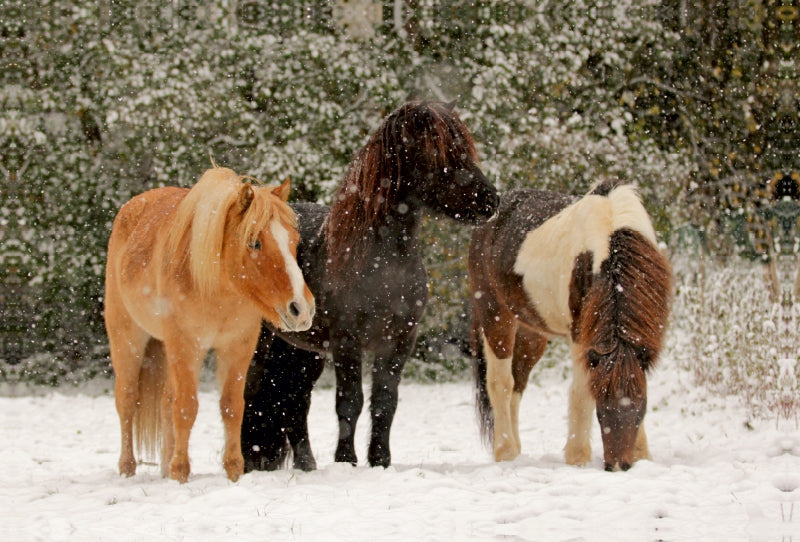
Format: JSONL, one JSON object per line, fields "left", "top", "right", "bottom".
{"left": 444, "top": 99, "right": 457, "bottom": 111}
{"left": 238, "top": 182, "right": 255, "bottom": 213}
{"left": 272, "top": 177, "right": 291, "bottom": 202}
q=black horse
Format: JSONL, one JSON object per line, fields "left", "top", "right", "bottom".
{"left": 241, "top": 101, "right": 499, "bottom": 471}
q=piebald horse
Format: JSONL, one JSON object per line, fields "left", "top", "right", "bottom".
{"left": 469, "top": 181, "right": 672, "bottom": 471}
{"left": 104, "top": 166, "right": 314, "bottom": 482}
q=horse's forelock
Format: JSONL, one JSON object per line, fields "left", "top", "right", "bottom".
{"left": 423, "top": 102, "right": 478, "bottom": 167}
{"left": 166, "top": 167, "right": 297, "bottom": 298}
{"left": 586, "top": 344, "right": 648, "bottom": 402}
{"left": 237, "top": 186, "right": 297, "bottom": 245}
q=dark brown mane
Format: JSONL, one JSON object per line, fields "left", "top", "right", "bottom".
{"left": 578, "top": 228, "right": 673, "bottom": 400}
{"left": 325, "top": 101, "right": 478, "bottom": 276}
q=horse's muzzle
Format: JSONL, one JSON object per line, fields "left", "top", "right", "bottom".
{"left": 279, "top": 298, "right": 315, "bottom": 332}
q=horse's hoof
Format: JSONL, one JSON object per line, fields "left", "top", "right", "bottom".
{"left": 169, "top": 459, "right": 190, "bottom": 483}
{"left": 334, "top": 444, "right": 358, "bottom": 466}
{"left": 564, "top": 442, "right": 591, "bottom": 466}
{"left": 493, "top": 442, "right": 520, "bottom": 462}
{"left": 119, "top": 459, "right": 136, "bottom": 477}
{"left": 367, "top": 444, "right": 391, "bottom": 468}
{"left": 293, "top": 454, "right": 317, "bottom": 472}
{"left": 224, "top": 457, "right": 245, "bottom": 482}
{"left": 367, "top": 455, "right": 391, "bottom": 468}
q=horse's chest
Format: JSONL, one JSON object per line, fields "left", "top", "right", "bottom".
{"left": 329, "top": 261, "right": 427, "bottom": 333}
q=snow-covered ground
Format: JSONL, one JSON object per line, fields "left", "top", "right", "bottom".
{"left": 2, "top": 358, "right": 796, "bottom": 541}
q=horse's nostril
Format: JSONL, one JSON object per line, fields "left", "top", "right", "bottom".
{"left": 289, "top": 301, "right": 301, "bottom": 318}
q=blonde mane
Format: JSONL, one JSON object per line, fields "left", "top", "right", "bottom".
{"left": 165, "top": 167, "right": 297, "bottom": 297}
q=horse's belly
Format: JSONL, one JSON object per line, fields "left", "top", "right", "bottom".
{"left": 518, "top": 275, "right": 572, "bottom": 335}
{"left": 119, "top": 282, "right": 171, "bottom": 341}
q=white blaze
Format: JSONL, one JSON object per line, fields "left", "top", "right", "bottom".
{"left": 270, "top": 220, "right": 306, "bottom": 301}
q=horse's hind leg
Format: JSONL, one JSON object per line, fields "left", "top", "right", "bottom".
{"left": 367, "top": 332, "right": 417, "bottom": 468}
{"left": 481, "top": 316, "right": 520, "bottom": 462}
{"left": 565, "top": 344, "right": 594, "bottom": 466}
{"left": 510, "top": 328, "right": 547, "bottom": 453}
{"left": 106, "top": 300, "right": 149, "bottom": 477}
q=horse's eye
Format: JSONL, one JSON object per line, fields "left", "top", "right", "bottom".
{"left": 249, "top": 239, "right": 262, "bottom": 251}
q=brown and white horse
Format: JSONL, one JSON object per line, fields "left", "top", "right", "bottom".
{"left": 469, "top": 181, "right": 672, "bottom": 471}
{"left": 104, "top": 167, "right": 314, "bottom": 482}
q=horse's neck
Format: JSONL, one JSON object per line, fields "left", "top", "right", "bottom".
{"left": 371, "top": 207, "right": 423, "bottom": 256}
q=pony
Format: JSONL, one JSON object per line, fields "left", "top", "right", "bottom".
{"left": 469, "top": 181, "right": 672, "bottom": 471}
{"left": 241, "top": 100, "right": 499, "bottom": 471}
{"left": 104, "top": 166, "right": 315, "bottom": 483}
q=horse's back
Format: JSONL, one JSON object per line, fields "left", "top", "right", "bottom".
{"left": 470, "top": 189, "right": 574, "bottom": 278}
{"left": 110, "top": 187, "right": 188, "bottom": 248}
{"left": 485, "top": 188, "right": 574, "bottom": 241}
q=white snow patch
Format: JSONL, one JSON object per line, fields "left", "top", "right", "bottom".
{"left": 0, "top": 358, "right": 795, "bottom": 541}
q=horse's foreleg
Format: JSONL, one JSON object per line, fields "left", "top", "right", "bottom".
{"left": 332, "top": 339, "right": 364, "bottom": 465}
{"left": 160, "top": 380, "right": 174, "bottom": 478}
{"left": 565, "top": 347, "right": 594, "bottom": 466}
{"left": 285, "top": 350, "right": 325, "bottom": 472}
{"left": 164, "top": 339, "right": 202, "bottom": 483}
{"left": 633, "top": 423, "right": 651, "bottom": 462}
{"left": 368, "top": 336, "right": 413, "bottom": 468}
{"left": 216, "top": 333, "right": 261, "bottom": 482}
{"left": 483, "top": 334, "right": 519, "bottom": 462}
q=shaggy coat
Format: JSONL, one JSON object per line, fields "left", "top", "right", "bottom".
{"left": 241, "top": 101, "right": 499, "bottom": 471}
{"left": 470, "top": 181, "right": 672, "bottom": 471}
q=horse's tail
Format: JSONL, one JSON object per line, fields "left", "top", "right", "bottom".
{"left": 135, "top": 339, "right": 166, "bottom": 462}
{"left": 471, "top": 323, "right": 494, "bottom": 446}
{"left": 578, "top": 227, "right": 672, "bottom": 396}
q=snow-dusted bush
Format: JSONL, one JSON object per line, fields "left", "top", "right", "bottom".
{"left": 668, "top": 248, "right": 796, "bottom": 420}
{"left": 3, "top": 0, "right": 787, "bottom": 412}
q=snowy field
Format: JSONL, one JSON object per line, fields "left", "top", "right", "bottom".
{"left": 2, "top": 358, "right": 797, "bottom": 542}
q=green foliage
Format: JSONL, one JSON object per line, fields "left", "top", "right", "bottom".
{"left": 2, "top": 0, "right": 793, "bottom": 392}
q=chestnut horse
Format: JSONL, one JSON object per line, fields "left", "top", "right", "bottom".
{"left": 469, "top": 181, "right": 672, "bottom": 471}
{"left": 241, "top": 101, "right": 499, "bottom": 471}
{"left": 104, "top": 167, "right": 314, "bottom": 482}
